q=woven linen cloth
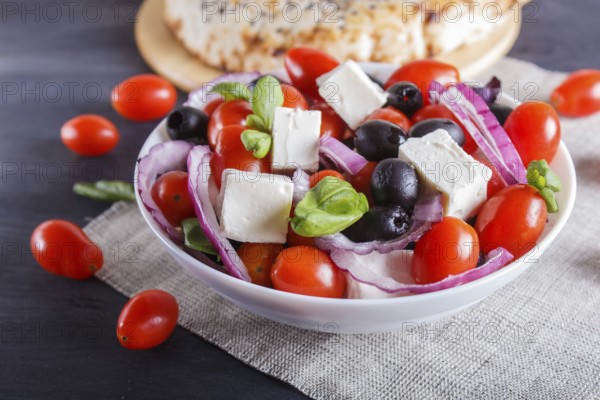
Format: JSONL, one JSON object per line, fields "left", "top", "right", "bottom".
{"left": 84, "top": 58, "right": 600, "bottom": 400}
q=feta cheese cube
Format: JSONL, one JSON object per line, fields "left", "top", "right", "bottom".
{"left": 398, "top": 129, "right": 491, "bottom": 220}
{"left": 218, "top": 169, "right": 293, "bottom": 243}
{"left": 316, "top": 60, "right": 388, "bottom": 129}
{"left": 271, "top": 107, "right": 321, "bottom": 173}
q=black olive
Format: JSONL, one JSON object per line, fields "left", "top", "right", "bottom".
{"left": 385, "top": 82, "right": 423, "bottom": 118}
{"left": 354, "top": 120, "right": 407, "bottom": 161}
{"left": 342, "top": 205, "right": 411, "bottom": 243}
{"left": 408, "top": 118, "right": 465, "bottom": 147}
{"left": 489, "top": 103, "right": 513, "bottom": 126}
{"left": 371, "top": 159, "right": 420, "bottom": 211}
{"left": 166, "top": 106, "right": 209, "bottom": 144}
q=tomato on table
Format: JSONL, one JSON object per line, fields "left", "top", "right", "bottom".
{"left": 30, "top": 220, "right": 103, "bottom": 280}
{"left": 271, "top": 246, "right": 346, "bottom": 298}
{"left": 310, "top": 102, "right": 347, "bottom": 140}
{"left": 349, "top": 161, "right": 377, "bottom": 206}
{"left": 116, "top": 289, "right": 179, "bottom": 350}
{"left": 309, "top": 170, "right": 345, "bottom": 188}
{"left": 237, "top": 243, "right": 284, "bottom": 287}
{"left": 503, "top": 102, "right": 561, "bottom": 166}
{"left": 411, "top": 217, "right": 480, "bottom": 284}
{"left": 551, "top": 69, "right": 600, "bottom": 117}
{"left": 362, "top": 106, "right": 411, "bottom": 131}
{"left": 475, "top": 184, "right": 547, "bottom": 259}
{"left": 284, "top": 47, "right": 340, "bottom": 100}
{"left": 207, "top": 99, "right": 253, "bottom": 148}
{"left": 281, "top": 83, "right": 309, "bottom": 109}
{"left": 150, "top": 171, "right": 196, "bottom": 226}
{"left": 411, "top": 104, "right": 477, "bottom": 154}
{"left": 111, "top": 74, "right": 177, "bottom": 121}
{"left": 60, "top": 114, "right": 119, "bottom": 157}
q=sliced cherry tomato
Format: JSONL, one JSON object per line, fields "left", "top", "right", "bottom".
{"left": 150, "top": 171, "right": 196, "bottom": 226}
{"left": 111, "top": 74, "right": 177, "bottom": 121}
{"left": 385, "top": 60, "right": 460, "bottom": 106}
{"left": 349, "top": 161, "right": 377, "bottom": 206}
{"left": 475, "top": 184, "right": 547, "bottom": 259}
{"left": 411, "top": 104, "right": 477, "bottom": 154}
{"left": 281, "top": 83, "right": 309, "bottom": 109}
{"left": 271, "top": 246, "right": 346, "bottom": 298}
{"left": 503, "top": 102, "right": 561, "bottom": 166}
{"left": 211, "top": 125, "right": 271, "bottom": 188}
{"left": 30, "top": 220, "right": 103, "bottom": 280}
{"left": 411, "top": 217, "right": 479, "bottom": 284}
{"left": 237, "top": 243, "right": 284, "bottom": 287}
{"left": 310, "top": 102, "right": 347, "bottom": 140}
{"left": 284, "top": 47, "right": 339, "bottom": 100}
{"left": 551, "top": 69, "right": 600, "bottom": 117}
{"left": 116, "top": 289, "right": 179, "bottom": 350}
{"left": 60, "top": 114, "right": 119, "bottom": 157}
{"left": 204, "top": 98, "right": 225, "bottom": 116}
{"left": 471, "top": 154, "right": 506, "bottom": 198}
{"left": 207, "top": 99, "right": 252, "bottom": 148}
{"left": 362, "top": 106, "right": 411, "bottom": 131}
{"left": 308, "top": 170, "right": 345, "bottom": 188}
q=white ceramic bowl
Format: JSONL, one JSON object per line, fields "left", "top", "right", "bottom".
{"left": 135, "top": 64, "right": 576, "bottom": 334}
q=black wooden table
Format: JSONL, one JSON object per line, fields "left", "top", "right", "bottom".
{"left": 1, "top": 1, "right": 599, "bottom": 399}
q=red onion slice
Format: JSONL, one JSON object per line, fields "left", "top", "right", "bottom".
{"left": 187, "top": 145, "right": 251, "bottom": 281}
{"left": 185, "top": 72, "right": 261, "bottom": 110}
{"left": 137, "top": 140, "right": 195, "bottom": 244}
{"left": 292, "top": 168, "right": 310, "bottom": 205}
{"left": 318, "top": 136, "right": 368, "bottom": 175}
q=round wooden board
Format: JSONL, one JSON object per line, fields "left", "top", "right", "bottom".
{"left": 135, "top": 0, "right": 521, "bottom": 93}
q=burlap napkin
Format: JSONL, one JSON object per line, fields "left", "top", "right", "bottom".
{"left": 84, "top": 58, "right": 600, "bottom": 400}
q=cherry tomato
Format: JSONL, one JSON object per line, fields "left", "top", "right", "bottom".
{"left": 475, "top": 185, "right": 547, "bottom": 259}
{"left": 116, "top": 289, "right": 179, "bottom": 350}
{"left": 362, "top": 106, "right": 411, "bottom": 131}
{"left": 207, "top": 99, "right": 252, "bottom": 148}
{"left": 503, "top": 102, "right": 561, "bottom": 166}
{"left": 551, "top": 69, "right": 600, "bottom": 117}
{"left": 204, "top": 98, "right": 225, "bottom": 116}
{"left": 412, "top": 217, "right": 480, "bottom": 284}
{"left": 286, "top": 225, "right": 316, "bottom": 248}
{"left": 30, "top": 220, "right": 103, "bottom": 280}
{"left": 211, "top": 125, "right": 271, "bottom": 188}
{"left": 349, "top": 161, "right": 377, "bottom": 206}
{"left": 471, "top": 154, "right": 506, "bottom": 198}
{"left": 385, "top": 60, "right": 460, "bottom": 105}
{"left": 60, "top": 114, "right": 119, "bottom": 157}
{"left": 237, "top": 243, "right": 284, "bottom": 287}
{"left": 308, "top": 170, "right": 345, "bottom": 188}
{"left": 284, "top": 47, "right": 340, "bottom": 100}
{"left": 150, "top": 171, "right": 196, "bottom": 226}
{"left": 271, "top": 246, "right": 346, "bottom": 298}
{"left": 111, "top": 74, "right": 177, "bottom": 121}
{"left": 310, "top": 102, "right": 347, "bottom": 140}
{"left": 411, "top": 104, "right": 477, "bottom": 154}
{"left": 281, "top": 83, "right": 309, "bottom": 109}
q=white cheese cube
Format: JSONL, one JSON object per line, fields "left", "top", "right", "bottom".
{"left": 316, "top": 60, "right": 388, "bottom": 129}
{"left": 271, "top": 107, "right": 321, "bottom": 173}
{"left": 398, "top": 129, "right": 491, "bottom": 220}
{"left": 218, "top": 169, "right": 293, "bottom": 243}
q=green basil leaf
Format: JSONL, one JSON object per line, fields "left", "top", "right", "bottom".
{"left": 252, "top": 76, "right": 283, "bottom": 132}
{"left": 241, "top": 130, "right": 272, "bottom": 158}
{"left": 181, "top": 218, "right": 219, "bottom": 257}
{"left": 291, "top": 178, "right": 369, "bottom": 237}
{"left": 246, "top": 114, "right": 267, "bottom": 132}
{"left": 73, "top": 181, "right": 135, "bottom": 202}
{"left": 210, "top": 82, "right": 252, "bottom": 102}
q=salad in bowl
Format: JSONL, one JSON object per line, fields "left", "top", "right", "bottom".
{"left": 135, "top": 47, "right": 575, "bottom": 333}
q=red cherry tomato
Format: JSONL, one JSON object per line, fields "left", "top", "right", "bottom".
{"left": 204, "top": 98, "right": 225, "bottom": 116}
{"left": 363, "top": 106, "right": 411, "bottom": 131}
{"left": 471, "top": 154, "right": 506, "bottom": 198}
{"left": 60, "top": 114, "right": 119, "bottom": 157}
{"left": 349, "top": 161, "right": 377, "bottom": 206}
{"left": 271, "top": 246, "right": 346, "bottom": 298}
{"left": 237, "top": 243, "right": 284, "bottom": 287}
{"left": 551, "top": 69, "right": 600, "bottom": 117}
{"left": 412, "top": 217, "right": 480, "bottom": 284}
{"left": 308, "top": 170, "right": 345, "bottom": 188}
{"left": 281, "top": 83, "right": 309, "bottom": 109}
{"left": 286, "top": 225, "right": 316, "bottom": 248}
{"left": 385, "top": 60, "right": 460, "bottom": 106}
{"left": 503, "top": 102, "right": 561, "bottom": 166}
{"left": 310, "top": 102, "right": 347, "bottom": 140}
{"left": 475, "top": 185, "right": 547, "bottom": 259}
{"left": 284, "top": 47, "right": 340, "bottom": 100}
{"left": 207, "top": 99, "right": 252, "bottom": 148}
{"left": 30, "top": 220, "right": 103, "bottom": 280}
{"left": 411, "top": 104, "right": 477, "bottom": 154}
{"left": 150, "top": 171, "right": 196, "bottom": 226}
{"left": 111, "top": 74, "right": 177, "bottom": 121}
{"left": 116, "top": 289, "right": 179, "bottom": 350}
{"left": 211, "top": 125, "right": 271, "bottom": 188}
